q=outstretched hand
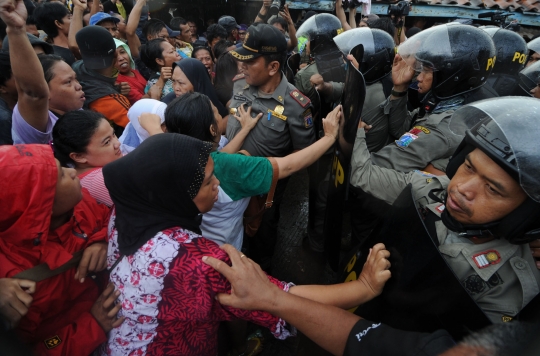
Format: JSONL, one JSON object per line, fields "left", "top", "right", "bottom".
{"left": 357, "top": 243, "right": 391, "bottom": 299}
{"left": 202, "top": 244, "right": 281, "bottom": 311}
{"left": 235, "top": 103, "right": 263, "bottom": 131}
{"left": 0, "top": 0, "right": 27, "bottom": 29}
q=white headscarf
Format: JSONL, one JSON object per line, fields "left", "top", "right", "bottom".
{"left": 119, "top": 99, "right": 167, "bottom": 153}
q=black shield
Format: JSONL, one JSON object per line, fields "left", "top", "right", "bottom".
{"left": 285, "top": 53, "right": 301, "bottom": 84}
{"left": 341, "top": 185, "right": 491, "bottom": 339}
{"left": 323, "top": 44, "right": 366, "bottom": 270}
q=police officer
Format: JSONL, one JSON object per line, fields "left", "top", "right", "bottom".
{"left": 349, "top": 96, "right": 540, "bottom": 323}
{"left": 372, "top": 23, "right": 499, "bottom": 173}
{"left": 515, "top": 60, "right": 540, "bottom": 98}
{"left": 526, "top": 36, "right": 540, "bottom": 68}
{"left": 481, "top": 26, "right": 528, "bottom": 96}
{"left": 227, "top": 23, "right": 316, "bottom": 270}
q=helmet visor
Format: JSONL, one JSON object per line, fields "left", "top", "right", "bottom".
{"left": 334, "top": 28, "right": 375, "bottom": 58}
{"left": 397, "top": 24, "right": 452, "bottom": 72}
{"left": 450, "top": 97, "right": 540, "bottom": 202}
{"left": 527, "top": 37, "right": 540, "bottom": 54}
{"left": 296, "top": 13, "right": 343, "bottom": 41}
{"left": 518, "top": 60, "right": 540, "bottom": 94}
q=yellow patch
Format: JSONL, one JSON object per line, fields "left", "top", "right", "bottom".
{"left": 413, "top": 125, "right": 431, "bottom": 134}
{"left": 44, "top": 335, "right": 62, "bottom": 349}
{"left": 274, "top": 105, "right": 284, "bottom": 115}
{"left": 337, "top": 28, "right": 344, "bottom": 35}
{"left": 268, "top": 109, "right": 287, "bottom": 121}
{"left": 512, "top": 52, "right": 527, "bottom": 64}
{"left": 486, "top": 252, "right": 498, "bottom": 262}
{"left": 486, "top": 56, "right": 497, "bottom": 71}
{"left": 501, "top": 315, "right": 513, "bottom": 322}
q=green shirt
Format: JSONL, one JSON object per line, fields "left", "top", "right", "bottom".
{"left": 211, "top": 151, "right": 273, "bottom": 201}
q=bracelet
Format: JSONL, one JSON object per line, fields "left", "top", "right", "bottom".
{"left": 391, "top": 88, "right": 407, "bottom": 97}
{"left": 258, "top": 12, "right": 268, "bottom": 20}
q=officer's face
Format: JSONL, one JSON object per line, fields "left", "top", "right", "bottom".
{"left": 241, "top": 56, "right": 277, "bottom": 86}
{"left": 417, "top": 68, "right": 433, "bottom": 94}
{"left": 446, "top": 149, "right": 527, "bottom": 225}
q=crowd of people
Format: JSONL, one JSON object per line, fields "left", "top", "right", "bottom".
{"left": 0, "top": 0, "right": 540, "bottom": 354}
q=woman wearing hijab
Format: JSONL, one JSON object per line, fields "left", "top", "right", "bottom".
{"left": 161, "top": 58, "right": 229, "bottom": 118}
{"left": 101, "top": 134, "right": 295, "bottom": 356}
{"left": 0, "top": 144, "right": 123, "bottom": 355}
{"left": 119, "top": 99, "right": 167, "bottom": 153}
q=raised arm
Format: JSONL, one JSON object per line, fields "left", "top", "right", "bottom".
{"left": 280, "top": 5, "right": 297, "bottom": 51}
{"left": 1, "top": 0, "right": 49, "bottom": 131}
{"left": 126, "top": 0, "right": 144, "bottom": 59}
{"left": 254, "top": 0, "right": 271, "bottom": 23}
{"left": 274, "top": 104, "right": 340, "bottom": 178}
{"left": 348, "top": 6, "right": 357, "bottom": 29}
{"left": 68, "top": 0, "right": 86, "bottom": 59}
{"left": 335, "top": 0, "right": 352, "bottom": 31}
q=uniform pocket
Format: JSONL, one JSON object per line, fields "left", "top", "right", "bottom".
{"left": 261, "top": 114, "right": 287, "bottom": 132}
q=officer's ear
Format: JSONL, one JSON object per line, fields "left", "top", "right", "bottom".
{"left": 267, "top": 60, "right": 281, "bottom": 76}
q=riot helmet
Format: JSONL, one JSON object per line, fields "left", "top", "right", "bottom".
{"left": 296, "top": 13, "right": 343, "bottom": 55}
{"left": 334, "top": 28, "right": 395, "bottom": 84}
{"left": 516, "top": 60, "right": 540, "bottom": 96}
{"left": 480, "top": 27, "right": 528, "bottom": 76}
{"left": 526, "top": 37, "right": 540, "bottom": 67}
{"left": 444, "top": 97, "right": 540, "bottom": 244}
{"left": 398, "top": 23, "right": 496, "bottom": 100}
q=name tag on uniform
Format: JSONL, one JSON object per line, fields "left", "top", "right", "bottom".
{"left": 268, "top": 109, "right": 287, "bottom": 121}
{"left": 233, "top": 95, "right": 246, "bottom": 101}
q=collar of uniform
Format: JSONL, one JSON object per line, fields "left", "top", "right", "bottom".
{"left": 460, "top": 238, "right": 519, "bottom": 282}
{"left": 249, "top": 73, "right": 288, "bottom": 105}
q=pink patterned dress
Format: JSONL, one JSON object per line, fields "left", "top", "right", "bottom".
{"left": 102, "top": 210, "right": 293, "bottom": 356}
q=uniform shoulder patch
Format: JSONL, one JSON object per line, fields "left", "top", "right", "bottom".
{"left": 290, "top": 89, "right": 311, "bottom": 108}
{"left": 303, "top": 108, "right": 313, "bottom": 128}
{"left": 232, "top": 73, "right": 245, "bottom": 82}
{"left": 44, "top": 335, "right": 62, "bottom": 349}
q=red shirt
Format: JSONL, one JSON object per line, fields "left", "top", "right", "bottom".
{"left": 117, "top": 70, "right": 148, "bottom": 105}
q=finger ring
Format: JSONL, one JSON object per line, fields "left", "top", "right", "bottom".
{"left": 240, "top": 254, "right": 246, "bottom": 258}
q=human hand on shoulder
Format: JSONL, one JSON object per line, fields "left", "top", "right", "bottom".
{"left": 202, "top": 244, "right": 282, "bottom": 311}
{"left": 0, "top": 278, "right": 36, "bottom": 329}
{"left": 90, "top": 283, "right": 124, "bottom": 333}
{"left": 235, "top": 103, "right": 262, "bottom": 131}
{"left": 323, "top": 104, "right": 342, "bottom": 140}
{"left": 0, "top": 0, "right": 27, "bottom": 30}
{"left": 75, "top": 242, "right": 108, "bottom": 283}
{"left": 357, "top": 243, "right": 391, "bottom": 300}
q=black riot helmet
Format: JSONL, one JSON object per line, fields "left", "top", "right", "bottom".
{"left": 444, "top": 97, "right": 540, "bottom": 244}
{"left": 480, "top": 26, "right": 528, "bottom": 76}
{"left": 398, "top": 23, "right": 496, "bottom": 100}
{"left": 516, "top": 60, "right": 540, "bottom": 96}
{"left": 334, "top": 28, "right": 395, "bottom": 84}
{"left": 295, "top": 13, "right": 343, "bottom": 55}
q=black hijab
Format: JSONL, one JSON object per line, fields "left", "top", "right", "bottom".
{"left": 103, "top": 134, "right": 213, "bottom": 255}
{"left": 171, "top": 58, "right": 229, "bottom": 118}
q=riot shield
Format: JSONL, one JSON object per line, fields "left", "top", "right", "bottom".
{"left": 285, "top": 53, "right": 300, "bottom": 84}
{"left": 323, "top": 44, "right": 366, "bottom": 270}
{"left": 312, "top": 39, "right": 347, "bottom": 84}
{"left": 340, "top": 185, "right": 491, "bottom": 339}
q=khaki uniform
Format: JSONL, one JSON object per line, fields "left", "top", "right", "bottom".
{"left": 350, "top": 129, "right": 540, "bottom": 323}
{"left": 369, "top": 94, "right": 463, "bottom": 172}
{"left": 226, "top": 74, "right": 316, "bottom": 157}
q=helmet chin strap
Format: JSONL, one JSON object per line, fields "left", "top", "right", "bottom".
{"left": 427, "top": 189, "right": 499, "bottom": 238}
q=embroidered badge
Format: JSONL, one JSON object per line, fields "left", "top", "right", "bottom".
{"left": 290, "top": 89, "right": 311, "bottom": 108}
{"left": 426, "top": 178, "right": 433, "bottom": 183}
{"left": 44, "top": 335, "right": 62, "bottom": 349}
{"left": 435, "top": 204, "right": 445, "bottom": 213}
{"left": 501, "top": 315, "right": 513, "bottom": 322}
{"left": 410, "top": 125, "right": 431, "bottom": 135}
{"left": 395, "top": 133, "right": 418, "bottom": 148}
{"left": 473, "top": 250, "right": 501, "bottom": 269}
{"left": 303, "top": 109, "right": 313, "bottom": 128}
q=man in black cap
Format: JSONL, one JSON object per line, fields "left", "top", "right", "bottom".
{"left": 218, "top": 15, "right": 240, "bottom": 43}
{"left": 73, "top": 25, "right": 130, "bottom": 135}
{"left": 227, "top": 23, "right": 316, "bottom": 271}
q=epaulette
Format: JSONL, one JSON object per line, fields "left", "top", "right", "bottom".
{"left": 232, "top": 73, "right": 246, "bottom": 82}
{"left": 290, "top": 89, "right": 311, "bottom": 108}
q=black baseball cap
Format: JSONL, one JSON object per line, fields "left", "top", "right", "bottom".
{"left": 76, "top": 26, "right": 116, "bottom": 70}
{"left": 230, "top": 23, "right": 287, "bottom": 61}
{"left": 218, "top": 16, "right": 240, "bottom": 33}
{"left": 2, "top": 33, "right": 54, "bottom": 55}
